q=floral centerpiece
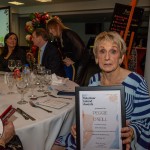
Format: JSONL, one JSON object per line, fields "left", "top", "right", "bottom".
{"left": 25, "top": 12, "right": 51, "bottom": 49}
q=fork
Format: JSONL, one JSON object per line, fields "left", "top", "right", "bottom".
{"left": 29, "top": 101, "right": 52, "bottom": 113}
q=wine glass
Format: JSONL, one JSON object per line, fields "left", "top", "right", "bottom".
{"left": 28, "top": 71, "right": 38, "bottom": 100}
{"left": 5, "top": 72, "right": 15, "bottom": 94}
{"left": 36, "top": 65, "right": 46, "bottom": 92}
{"left": 44, "top": 69, "right": 52, "bottom": 94}
{"left": 16, "top": 73, "right": 28, "bottom": 104}
{"left": 8, "top": 60, "right": 16, "bottom": 72}
{"left": 15, "top": 60, "right": 22, "bottom": 70}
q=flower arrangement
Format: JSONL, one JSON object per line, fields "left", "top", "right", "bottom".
{"left": 25, "top": 12, "right": 51, "bottom": 46}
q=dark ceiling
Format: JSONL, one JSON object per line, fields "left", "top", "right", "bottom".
{"left": 0, "top": 0, "right": 93, "bottom": 7}
{"left": 58, "top": 11, "right": 149, "bottom": 23}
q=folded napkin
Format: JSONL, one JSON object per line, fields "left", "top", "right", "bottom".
{"left": 57, "top": 91, "right": 75, "bottom": 96}
{"left": 51, "top": 73, "right": 68, "bottom": 85}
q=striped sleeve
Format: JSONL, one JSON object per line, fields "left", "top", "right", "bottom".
{"left": 123, "top": 72, "right": 150, "bottom": 149}
{"left": 88, "top": 73, "right": 100, "bottom": 86}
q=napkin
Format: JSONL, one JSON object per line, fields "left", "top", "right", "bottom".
{"left": 51, "top": 74, "right": 68, "bottom": 85}
{"left": 57, "top": 91, "right": 75, "bottom": 96}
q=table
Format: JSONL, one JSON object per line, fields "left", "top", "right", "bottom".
{"left": 0, "top": 74, "right": 77, "bottom": 150}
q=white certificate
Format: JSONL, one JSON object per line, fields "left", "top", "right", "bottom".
{"left": 76, "top": 86, "right": 126, "bottom": 150}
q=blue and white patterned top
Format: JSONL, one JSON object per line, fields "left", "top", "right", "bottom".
{"left": 89, "top": 72, "right": 150, "bottom": 150}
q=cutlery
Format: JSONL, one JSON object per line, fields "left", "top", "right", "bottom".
{"left": 29, "top": 101, "right": 52, "bottom": 113}
{"left": 16, "top": 108, "right": 29, "bottom": 120}
{"left": 48, "top": 94, "right": 72, "bottom": 100}
{"left": 30, "top": 95, "right": 47, "bottom": 100}
{"left": 17, "top": 108, "right": 36, "bottom": 121}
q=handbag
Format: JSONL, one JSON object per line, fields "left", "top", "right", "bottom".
{"left": 5, "top": 135, "right": 23, "bottom": 150}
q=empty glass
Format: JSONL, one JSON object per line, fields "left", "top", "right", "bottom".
{"left": 5, "top": 72, "right": 15, "bottom": 94}
{"left": 28, "top": 71, "right": 38, "bottom": 100}
{"left": 44, "top": 69, "right": 52, "bottom": 94}
{"left": 16, "top": 73, "right": 28, "bottom": 104}
{"left": 36, "top": 65, "right": 46, "bottom": 92}
{"left": 15, "top": 60, "right": 22, "bottom": 70}
{"left": 8, "top": 59, "right": 16, "bottom": 72}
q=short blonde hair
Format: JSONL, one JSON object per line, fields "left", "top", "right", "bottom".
{"left": 93, "top": 31, "right": 126, "bottom": 64}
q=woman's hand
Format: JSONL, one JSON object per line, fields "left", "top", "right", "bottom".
{"left": 71, "top": 124, "right": 76, "bottom": 139}
{"left": 121, "top": 126, "right": 134, "bottom": 150}
{"left": 1, "top": 121, "right": 15, "bottom": 144}
{"left": 63, "top": 57, "right": 74, "bottom": 66}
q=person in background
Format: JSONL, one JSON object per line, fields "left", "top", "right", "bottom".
{"left": 0, "top": 32, "right": 26, "bottom": 71}
{"left": 52, "top": 31, "right": 150, "bottom": 150}
{"left": 31, "top": 28, "right": 65, "bottom": 77}
{"left": 47, "top": 17, "right": 89, "bottom": 85}
{"left": 0, "top": 121, "right": 15, "bottom": 149}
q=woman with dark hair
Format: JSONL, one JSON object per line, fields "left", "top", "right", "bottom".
{"left": 0, "top": 32, "right": 26, "bottom": 71}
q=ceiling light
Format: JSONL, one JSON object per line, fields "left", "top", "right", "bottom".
{"left": 36, "top": 0, "right": 52, "bottom": 2}
{"left": 8, "top": 1, "right": 24, "bottom": 5}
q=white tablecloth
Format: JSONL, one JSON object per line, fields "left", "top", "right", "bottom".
{"left": 0, "top": 74, "right": 77, "bottom": 150}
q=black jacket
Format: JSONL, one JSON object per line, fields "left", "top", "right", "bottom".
{"left": 57, "top": 29, "right": 90, "bottom": 85}
{"left": 35, "top": 41, "right": 65, "bottom": 77}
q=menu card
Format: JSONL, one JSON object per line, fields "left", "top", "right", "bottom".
{"left": 37, "top": 99, "right": 69, "bottom": 109}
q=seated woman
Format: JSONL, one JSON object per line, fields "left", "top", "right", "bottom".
{"left": 52, "top": 31, "right": 150, "bottom": 150}
{"left": 0, "top": 32, "right": 26, "bottom": 71}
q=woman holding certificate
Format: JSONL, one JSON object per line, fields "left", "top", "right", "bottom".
{"left": 52, "top": 31, "right": 150, "bottom": 150}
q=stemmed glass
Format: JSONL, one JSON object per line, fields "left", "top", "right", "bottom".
{"left": 31, "top": 64, "right": 39, "bottom": 85}
{"left": 36, "top": 65, "right": 46, "bottom": 92}
{"left": 16, "top": 73, "right": 29, "bottom": 104}
{"left": 8, "top": 60, "right": 16, "bottom": 72}
{"left": 44, "top": 69, "right": 52, "bottom": 94}
{"left": 15, "top": 60, "right": 22, "bottom": 70}
{"left": 5, "top": 72, "right": 15, "bottom": 94}
{"left": 28, "top": 70, "right": 38, "bottom": 100}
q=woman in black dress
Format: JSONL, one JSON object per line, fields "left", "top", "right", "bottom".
{"left": 0, "top": 32, "right": 26, "bottom": 71}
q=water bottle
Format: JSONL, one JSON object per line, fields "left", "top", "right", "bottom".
{"left": 23, "top": 64, "right": 30, "bottom": 74}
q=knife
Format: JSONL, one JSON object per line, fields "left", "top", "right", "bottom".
{"left": 17, "top": 108, "right": 36, "bottom": 121}
{"left": 16, "top": 108, "right": 29, "bottom": 120}
{"left": 49, "top": 94, "right": 72, "bottom": 100}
